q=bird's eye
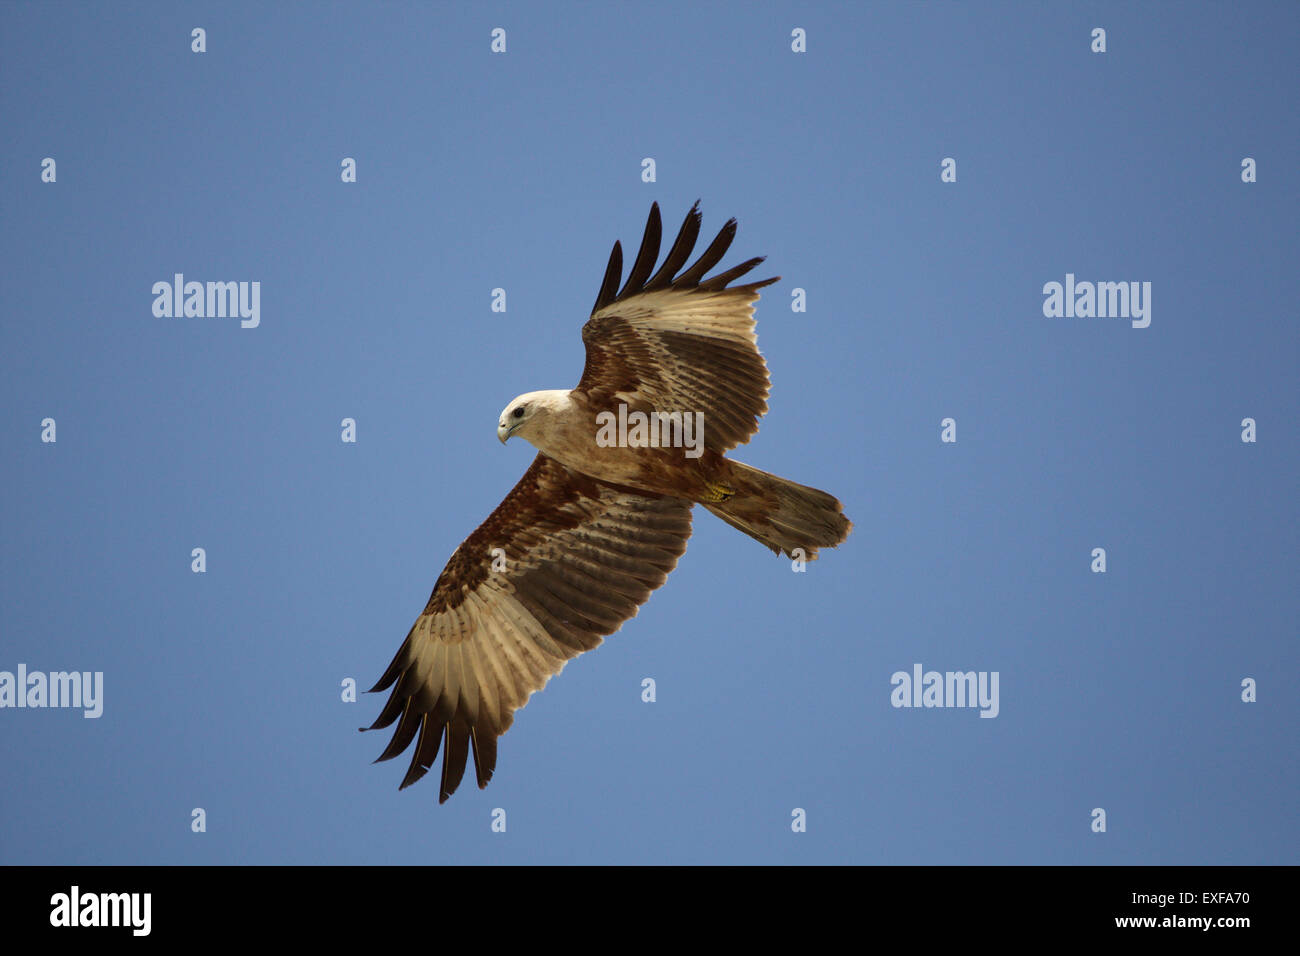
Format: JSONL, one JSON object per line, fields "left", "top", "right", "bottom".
{"left": 512, "top": 407, "right": 525, "bottom": 419}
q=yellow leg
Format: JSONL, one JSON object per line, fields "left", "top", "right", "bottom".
{"left": 703, "top": 481, "right": 736, "bottom": 503}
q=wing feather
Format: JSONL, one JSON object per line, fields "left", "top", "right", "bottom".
{"left": 577, "top": 203, "right": 778, "bottom": 453}
{"left": 618, "top": 203, "right": 662, "bottom": 299}
{"left": 401, "top": 713, "right": 442, "bottom": 789}
{"left": 674, "top": 216, "right": 737, "bottom": 287}
{"left": 470, "top": 725, "right": 496, "bottom": 790}
{"left": 441, "top": 720, "right": 471, "bottom": 801}
{"left": 645, "top": 202, "right": 702, "bottom": 291}
{"left": 368, "top": 453, "right": 693, "bottom": 802}
{"left": 377, "top": 699, "right": 420, "bottom": 761}
{"left": 591, "top": 241, "right": 623, "bottom": 315}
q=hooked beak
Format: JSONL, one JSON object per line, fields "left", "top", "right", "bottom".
{"left": 497, "top": 421, "right": 511, "bottom": 444}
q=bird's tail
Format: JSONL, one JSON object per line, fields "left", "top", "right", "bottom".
{"left": 701, "top": 459, "right": 851, "bottom": 559}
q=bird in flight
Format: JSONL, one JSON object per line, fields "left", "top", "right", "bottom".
{"left": 366, "top": 202, "right": 851, "bottom": 802}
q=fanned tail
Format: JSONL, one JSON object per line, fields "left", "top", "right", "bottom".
{"left": 702, "top": 460, "right": 851, "bottom": 559}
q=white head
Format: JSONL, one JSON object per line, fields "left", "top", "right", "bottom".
{"left": 497, "top": 389, "right": 572, "bottom": 446}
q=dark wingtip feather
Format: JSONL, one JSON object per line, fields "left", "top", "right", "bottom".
{"left": 645, "top": 201, "right": 702, "bottom": 292}
{"left": 699, "top": 256, "right": 772, "bottom": 291}
{"left": 398, "top": 765, "right": 428, "bottom": 790}
{"left": 375, "top": 703, "right": 421, "bottom": 762}
{"left": 366, "top": 692, "right": 404, "bottom": 731}
{"left": 617, "top": 202, "right": 662, "bottom": 300}
{"left": 591, "top": 240, "right": 623, "bottom": 315}
{"left": 673, "top": 216, "right": 738, "bottom": 288}
{"left": 440, "top": 721, "right": 471, "bottom": 802}
{"left": 398, "top": 713, "right": 442, "bottom": 790}
{"left": 593, "top": 203, "right": 772, "bottom": 314}
{"left": 470, "top": 727, "right": 498, "bottom": 790}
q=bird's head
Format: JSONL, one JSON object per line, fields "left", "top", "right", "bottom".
{"left": 497, "top": 390, "right": 569, "bottom": 446}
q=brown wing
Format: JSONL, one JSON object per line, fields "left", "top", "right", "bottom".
{"left": 577, "top": 202, "right": 779, "bottom": 454}
{"left": 367, "top": 453, "right": 693, "bottom": 802}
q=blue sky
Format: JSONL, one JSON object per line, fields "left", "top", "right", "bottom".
{"left": 1, "top": 1, "right": 1295, "bottom": 865}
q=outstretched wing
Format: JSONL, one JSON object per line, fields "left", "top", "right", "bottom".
{"left": 578, "top": 202, "right": 779, "bottom": 454}
{"left": 367, "top": 453, "right": 693, "bottom": 802}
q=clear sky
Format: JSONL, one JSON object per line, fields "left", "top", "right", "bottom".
{"left": 1, "top": 1, "right": 1295, "bottom": 865}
